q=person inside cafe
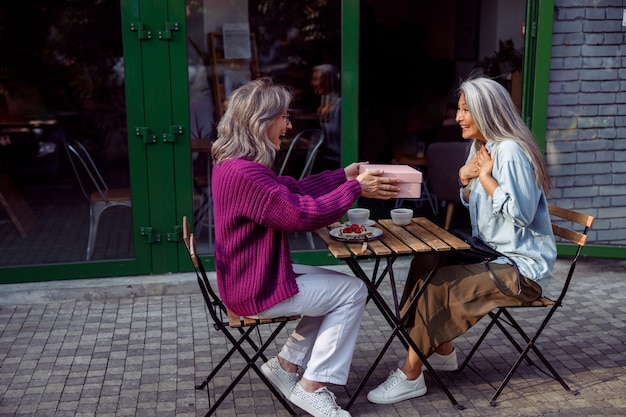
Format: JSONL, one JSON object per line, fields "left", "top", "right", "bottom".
{"left": 310, "top": 63, "right": 341, "bottom": 173}
{"left": 210, "top": 77, "right": 400, "bottom": 417}
{"left": 367, "top": 76, "right": 556, "bottom": 404}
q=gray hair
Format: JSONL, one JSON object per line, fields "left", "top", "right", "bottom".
{"left": 212, "top": 77, "right": 292, "bottom": 168}
{"left": 458, "top": 76, "right": 552, "bottom": 194}
{"left": 312, "top": 64, "right": 341, "bottom": 95}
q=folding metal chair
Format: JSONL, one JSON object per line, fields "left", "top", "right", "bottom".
{"left": 456, "top": 204, "right": 594, "bottom": 406}
{"left": 181, "top": 216, "right": 300, "bottom": 416}
{"left": 64, "top": 139, "right": 132, "bottom": 260}
{"left": 278, "top": 128, "right": 324, "bottom": 180}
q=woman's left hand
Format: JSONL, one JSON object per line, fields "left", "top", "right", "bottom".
{"left": 477, "top": 146, "right": 498, "bottom": 196}
{"left": 477, "top": 145, "right": 495, "bottom": 178}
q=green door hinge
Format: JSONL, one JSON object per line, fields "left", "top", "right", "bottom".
{"left": 158, "top": 22, "right": 179, "bottom": 40}
{"left": 140, "top": 227, "right": 161, "bottom": 243}
{"left": 136, "top": 127, "right": 158, "bottom": 144}
{"left": 161, "top": 125, "right": 183, "bottom": 143}
{"left": 130, "top": 22, "right": 152, "bottom": 40}
{"left": 166, "top": 225, "right": 183, "bottom": 242}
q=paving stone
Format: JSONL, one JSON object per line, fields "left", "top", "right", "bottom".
{"left": 0, "top": 258, "right": 625, "bottom": 416}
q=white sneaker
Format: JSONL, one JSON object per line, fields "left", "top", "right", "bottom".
{"left": 290, "top": 383, "right": 351, "bottom": 417}
{"left": 366, "top": 369, "right": 427, "bottom": 405}
{"left": 396, "top": 348, "right": 458, "bottom": 372}
{"left": 261, "top": 356, "right": 299, "bottom": 399}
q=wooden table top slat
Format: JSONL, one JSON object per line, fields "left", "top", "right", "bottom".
{"left": 364, "top": 238, "right": 393, "bottom": 256}
{"left": 404, "top": 222, "right": 451, "bottom": 252}
{"left": 315, "top": 227, "right": 352, "bottom": 258}
{"left": 413, "top": 218, "right": 471, "bottom": 250}
{"left": 378, "top": 219, "right": 433, "bottom": 252}
{"left": 372, "top": 222, "right": 413, "bottom": 254}
{"left": 346, "top": 242, "right": 371, "bottom": 256}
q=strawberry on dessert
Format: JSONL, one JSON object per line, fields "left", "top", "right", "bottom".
{"left": 338, "top": 223, "right": 373, "bottom": 239}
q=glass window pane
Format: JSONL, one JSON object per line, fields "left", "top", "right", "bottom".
{"left": 0, "top": 1, "right": 133, "bottom": 266}
{"left": 186, "top": 0, "right": 342, "bottom": 253}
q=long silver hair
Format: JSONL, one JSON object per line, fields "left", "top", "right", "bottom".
{"left": 459, "top": 76, "right": 552, "bottom": 193}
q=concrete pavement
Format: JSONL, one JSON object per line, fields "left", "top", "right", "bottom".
{"left": 1, "top": 257, "right": 625, "bottom": 416}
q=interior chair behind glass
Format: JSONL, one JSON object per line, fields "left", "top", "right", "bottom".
{"left": 279, "top": 128, "right": 324, "bottom": 248}
{"left": 182, "top": 216, "right": 300, "bottom": 416}
{"left": 426, "top": 141, "right": 470, "bottom": 230}
{"left": 278, "top": 128, "right": 324, "bottom": 180}
{"left": 64, "top": 140, "right": 132, "bottom": 260}
{"left": 457, "top": 204, "right": 594, "bottom": 406}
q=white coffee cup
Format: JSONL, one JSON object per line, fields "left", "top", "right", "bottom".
{"left": 347, "top": 208, "right": 370, "bottom": 225}
{"left": 390, "top": 208, "right": 413, "bottom": 226}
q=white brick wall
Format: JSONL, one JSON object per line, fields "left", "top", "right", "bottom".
{"left": 547, "top": 0, "right": 626, "bottom": 246}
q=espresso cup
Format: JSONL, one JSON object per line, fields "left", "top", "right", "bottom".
{"left": 390, "top": 208, "right": 413, "bottom": 226}
{"left": 347, "top": 208, "right": 370, "bottom": 225}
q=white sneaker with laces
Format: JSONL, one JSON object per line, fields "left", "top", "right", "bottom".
{"left": 290, "top": 383, "right": 351, "bottom": 417}
{"left": 366, "top": 368, "right": 427, "bottom": 405}
{"left": 396, "top": 348, "right": 458, "bottom": 372}
{"left": 261, "top": 356, "right": 299, "bottom": 399}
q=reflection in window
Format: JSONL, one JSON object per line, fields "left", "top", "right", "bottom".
{"left": 186, "top": 0, "right": 342, "bottom": 252}
{"left": 0, "top": 1, "right": 132, "bottom": 266}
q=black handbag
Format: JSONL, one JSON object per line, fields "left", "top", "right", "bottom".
{"left": 451, "top": 230, "right": 521, "bottom": 297}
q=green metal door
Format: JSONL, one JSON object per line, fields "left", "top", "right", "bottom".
{"left": 121, "top": 0, "right": 193, "bottom": 275}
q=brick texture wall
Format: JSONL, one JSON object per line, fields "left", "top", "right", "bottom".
{"left": 547, "top": 0, "right": 626, "bottom": 246}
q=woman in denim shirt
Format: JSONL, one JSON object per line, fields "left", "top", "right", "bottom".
{"left": 367, "top": 76, "right": 557, "bottom": 405}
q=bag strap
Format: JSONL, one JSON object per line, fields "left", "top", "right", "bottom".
{"left": 484, "top": 260, "right": 521, "bottom": 297}
{"left": 453, "top": 229, "right": 522, "bottom": 297}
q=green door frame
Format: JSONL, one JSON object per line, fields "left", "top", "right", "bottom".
{"left": 523, "top": 0, "right": 554, "bottom": 153}
{"left": 523, "top": 0, "right": 624, "bottom": 259}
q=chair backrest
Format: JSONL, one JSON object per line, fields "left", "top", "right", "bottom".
{"left": 548, "top": 204, "right": 594, "bottom": 303}
{"left": 64, "top": 140, "right": 110, "bottom": 202}
{"left": 182, "top": 215, "right": 300, "bottom": 328}
{"left": 279, "top": 128, "right": 324, "bottom": 179}
{"left": 426, "top": 141, "right": 470, "bottom": 204}
{"left": 299, "top": 129, "right": 325, "bottom": 179}
{"left": 182, "top": 216, "right": 227, "bottom": 318}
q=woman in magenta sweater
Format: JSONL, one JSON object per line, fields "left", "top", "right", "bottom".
{"left": 210, "top": 77, "right": 399, "bottom": 417}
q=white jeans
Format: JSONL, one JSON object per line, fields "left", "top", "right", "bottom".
{"left": 255, "top": 264, "right": 367, "bottom": 385}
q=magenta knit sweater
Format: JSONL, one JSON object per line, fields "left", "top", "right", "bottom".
{"left": 211, "top": 158, "right": 362, "bottom": 316}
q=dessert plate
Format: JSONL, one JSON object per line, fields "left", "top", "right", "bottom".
{"left": 329, "top": 226, "right": 383, "bottom": 242}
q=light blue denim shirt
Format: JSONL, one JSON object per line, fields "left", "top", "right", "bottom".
{"left": 460, "top": 140, "right": 556, "bottom": 283}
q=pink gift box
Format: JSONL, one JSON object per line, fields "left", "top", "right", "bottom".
{"left": 358, "top": 164, "right": 422, "bottom": 198}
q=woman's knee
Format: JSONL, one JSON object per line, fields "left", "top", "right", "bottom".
{"left": 354, "top": 279, "right": 368, "bottom": 303}
{"left": 340, "top": 275, "right": 367, "bottom": 302}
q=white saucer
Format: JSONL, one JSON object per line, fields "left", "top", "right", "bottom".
{"left": 345, "top": 220, "right": 376, "bottom": 227}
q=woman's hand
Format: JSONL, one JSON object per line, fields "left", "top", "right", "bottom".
{"left": 477, "top": 145, "right": 495, "bottom": 178}
{"left": 477, "top": 147, "right": 498, "bottom": 196}
{"left": 356, "top": 169, "right": 400, "bottom": 200}
{"left": 458, "top": 153, "right": 480, "bottom": 186}
{"left": 344, "top": 162, "right": 365, "bottom": 181}
{"left": 459, "top": 144, "right": 496, "bottom": 187}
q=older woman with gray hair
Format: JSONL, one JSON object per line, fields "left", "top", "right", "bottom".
{"left": 310, "top": 63, "right": 342, "bottom": 172}
{"left": 211, "top": 77, "right": 399, "bottom": 417}
{"left": 367, "top": 76, "right": 556, "bottom": 405}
